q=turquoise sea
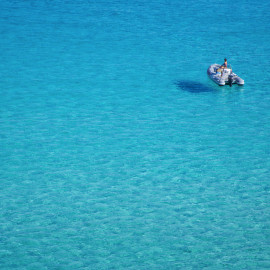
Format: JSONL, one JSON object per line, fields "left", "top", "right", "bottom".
{"left": 1, "top": 0, "right": 270, "bottom": 269}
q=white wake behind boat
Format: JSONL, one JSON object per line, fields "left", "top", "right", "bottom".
{"left": 207, "top": 64, "right": 244, "bottom": 86}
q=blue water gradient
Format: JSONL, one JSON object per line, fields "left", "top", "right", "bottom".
{"left": 1, "top": 0, "right": 270, "bottom": 269}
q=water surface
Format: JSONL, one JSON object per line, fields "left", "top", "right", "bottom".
{"left": 1, "top": 0, "right": 270, "bottom": 269}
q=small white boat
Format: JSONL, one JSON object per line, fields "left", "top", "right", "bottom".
{"left": 207, "top": 64, "right": 244, "bottom": 86}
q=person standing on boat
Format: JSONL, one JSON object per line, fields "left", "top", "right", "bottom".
{"left": 217, "top": 58, "right": 228, "bottom": 76}
{"left": 221, "top": 58, "right": 227, "bottom": 68}
{"left": 219, "top": 58, "right": 228, "bottom": 76}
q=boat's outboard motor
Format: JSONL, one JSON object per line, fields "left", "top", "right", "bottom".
{"left": 228, "top": 74, "right": 233, "bottom": 87}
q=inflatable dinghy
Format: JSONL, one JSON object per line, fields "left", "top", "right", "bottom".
{"left": 207, "top": 64, "right": 244, "bottom": 86}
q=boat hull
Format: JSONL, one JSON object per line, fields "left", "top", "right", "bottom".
{"left": 207, "top": 64, "right": 244, "bottom": 86}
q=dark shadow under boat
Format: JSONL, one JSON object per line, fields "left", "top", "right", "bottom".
{"left": 175, "top": 80, "right": 214, "bottom": 93}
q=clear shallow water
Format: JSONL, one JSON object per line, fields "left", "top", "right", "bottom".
{"left": 0, "top": 0, "right": 270, "bottom": 269}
